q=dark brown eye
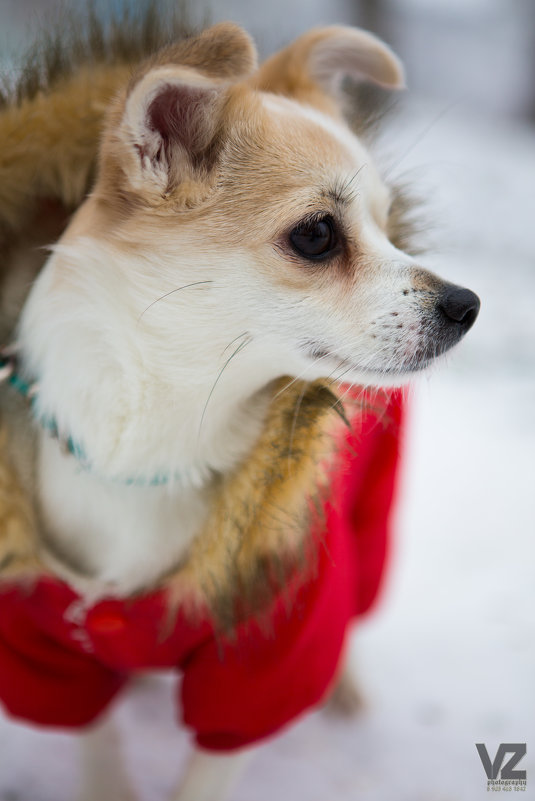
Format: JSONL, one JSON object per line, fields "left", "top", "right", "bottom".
{"left": 289, "top": 216, "right": 337, "bottom": 260}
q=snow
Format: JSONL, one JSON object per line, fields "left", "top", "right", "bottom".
{"left": 1, "top": 99, "right": 534, "bottom": 799}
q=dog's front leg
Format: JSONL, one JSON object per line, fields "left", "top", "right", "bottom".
{"left": 77, "top": 714, "right": 138, "bottom": 801}
{"left": 171, "top": 747, "right": 253, "bottom": 801}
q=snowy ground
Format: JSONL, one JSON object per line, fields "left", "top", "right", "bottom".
{"left": 0, "top": 99, "right": 534, "bottom": 800}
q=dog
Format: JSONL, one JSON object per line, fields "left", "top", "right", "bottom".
{"left": 0, "top": 19, "right": 479, "bottom": 801}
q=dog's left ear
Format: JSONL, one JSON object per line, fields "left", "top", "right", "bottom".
{"left": 251, "top": 26, "right": 404, "bottom": 116}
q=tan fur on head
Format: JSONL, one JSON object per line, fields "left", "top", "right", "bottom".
{"left": 128, "top": 22, "right": 258, "bottom": 85}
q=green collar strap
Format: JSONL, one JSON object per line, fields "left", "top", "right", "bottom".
{"left": 0, "top": 347, "right": 178, "bottom": 487}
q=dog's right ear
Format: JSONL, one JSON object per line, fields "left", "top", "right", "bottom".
{"left": 251, "top": 26, "right": 404, "bottom": 117}
{"left": 101, "top": 23, "right": 257, "bottom": 206}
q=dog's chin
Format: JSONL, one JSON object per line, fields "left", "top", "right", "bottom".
{"left": 329, "top": 361, "right": 436, "bottom": 390}
{"left": 301, "top": 345, "right": 444, "bottom": 389}
{"left": 353, "top": 359, "right": 438, "bottom": 389}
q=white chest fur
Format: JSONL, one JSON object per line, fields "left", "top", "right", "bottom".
{"left": 37, "top": 433, "right": 213, "bottom": 596}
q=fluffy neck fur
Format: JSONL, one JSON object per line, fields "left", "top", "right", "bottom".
{"left": 18, "top": 230, "right": 295, "bottom": 488}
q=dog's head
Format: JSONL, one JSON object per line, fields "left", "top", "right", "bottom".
{"left": 75, "top": 22, "right": 480, "bottom": 388}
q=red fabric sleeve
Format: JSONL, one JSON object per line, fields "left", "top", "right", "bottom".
{"left": 0, "top": 585, "right": 126, "bottom": 728}
{"left": 329, "top": 388, "right": 405, "bottom": 616}
{"left": 180, "top": 518, "right": 354, "bottom": 752}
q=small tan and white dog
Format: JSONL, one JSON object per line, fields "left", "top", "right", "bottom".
{"left": 10, "top": 20, "right": 479, "bottom": 801}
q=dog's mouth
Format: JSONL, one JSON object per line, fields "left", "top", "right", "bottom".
{"left": 303, "top": 312, "right": 479, "bottom": 382}
{"left": 300, "top": 284, "right": 480, "bottom": 382}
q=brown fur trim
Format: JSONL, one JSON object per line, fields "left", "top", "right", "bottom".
{"left": 0, "top": 422, "right": 41, "bottom": 581}
{"left": 0, "top": 64, "right": 131, "bottom": 235}
{"left": 164, "top": 379, "right": 345, "bottom": 629}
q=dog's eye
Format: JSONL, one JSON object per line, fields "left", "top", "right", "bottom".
{"left": 289, "top": 216, "right": 337, "bottom": 260}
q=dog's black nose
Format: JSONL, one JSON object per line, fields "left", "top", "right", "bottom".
{"left": 438, "top": 286, "right": 480, "bottom": 329}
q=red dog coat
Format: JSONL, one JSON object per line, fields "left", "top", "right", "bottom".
{"left": 0, "top": 391, "right": 403, "bottom": 751}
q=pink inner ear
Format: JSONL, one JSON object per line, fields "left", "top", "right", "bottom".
{"left": 147, "top": 83, "right": 216, "bottom": 154}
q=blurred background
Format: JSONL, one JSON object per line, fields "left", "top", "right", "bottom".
{"left": 0, "top": 1, "right": 534, "bottom": 800}
{"left": 2, "top": 0, "right": 535, "bottom": 120}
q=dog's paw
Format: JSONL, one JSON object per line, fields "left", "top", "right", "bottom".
{"left": 324, "top": 666, "right": 366, "bottom": 718}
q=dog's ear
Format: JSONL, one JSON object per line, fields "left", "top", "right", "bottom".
{"left": 105, "top": 23, "right": 257, "bottom": 204}
{"left": 121, "top": 66, "right": 225, "bottom": 195}
{"left": 251, "top": 26, "right": 404, "bottom": 116}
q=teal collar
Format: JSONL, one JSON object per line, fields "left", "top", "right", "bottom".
{"left": 1, "top": 348, "right": 178, "bottom": 487}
